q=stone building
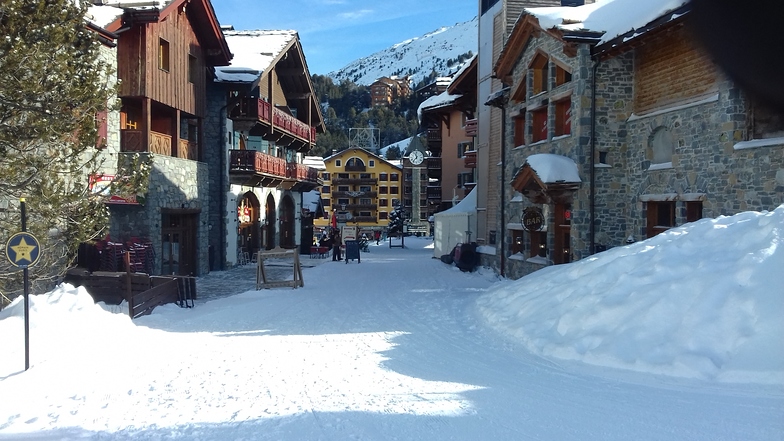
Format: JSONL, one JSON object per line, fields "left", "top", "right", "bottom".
{"left": 491, "top": 0, "right": 783, "bottom": 279}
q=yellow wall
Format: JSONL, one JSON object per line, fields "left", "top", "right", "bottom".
{"left": 314, "top": 148, "right": 402, "bottom": 232}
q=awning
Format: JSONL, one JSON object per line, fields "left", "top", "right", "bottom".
{"left": 511, "top": 154, "right": 581, "bottom": 204}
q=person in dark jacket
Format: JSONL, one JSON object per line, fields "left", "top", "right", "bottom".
{"left": 331, "top": 230, "right": 342, "bottom": 261}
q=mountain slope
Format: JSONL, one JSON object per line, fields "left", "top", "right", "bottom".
{"left": 327, "top": 17, "right": 478, "bottom": 87}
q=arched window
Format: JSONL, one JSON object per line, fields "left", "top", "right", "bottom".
{"left": 651, "top": 127, "right": 674, "bottom": 165}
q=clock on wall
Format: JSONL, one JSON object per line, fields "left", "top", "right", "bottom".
{"left": 409, "top": 150, "right": 424, "bottom": 165}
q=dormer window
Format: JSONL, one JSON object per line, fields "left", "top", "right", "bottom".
{"left": 555, "top": 64, "right": 572, "bottom": 87}
{"left": 530, "top": 53, "right": 548, "bottom": 95}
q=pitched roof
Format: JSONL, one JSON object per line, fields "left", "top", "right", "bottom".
{"left": 215, "top": 30, "right": 298, "bottom": 83}
{"left": 89, "top": 0, "right": 231, "bottom": 66}
{"left": 495, "top": 0, "right": 689, "bottom": 78}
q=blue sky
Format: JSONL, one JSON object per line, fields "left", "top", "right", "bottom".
{"left": 211, "top": 1, "right": 478, "bottom": 75}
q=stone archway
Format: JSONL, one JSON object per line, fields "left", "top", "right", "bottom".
{"left": 264, "top": 193, "right": 276, "bottom": 250}
{"left": 237, "top": 192, "right": 261, "bottom": 258}
{"left": 279, "top": 194, "right": 296, "bottom": 249}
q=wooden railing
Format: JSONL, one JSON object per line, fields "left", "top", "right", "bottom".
{"left": 229, "top": 150, "right": 321, "bottom": 187}
{"left": 286, "top": 162, "right": 320, "bottom": 183}
{"left": 229, "top": 150, "right": 287, "bottom": 177}
{"left": 234, "top": 98, "right": 315, "bottom": 142}
{"left": 427, "top": 186, "right": 442, "bottom": 199}
{"left": 463, "top": 151, "right": 477, "bottom": 168}
{"left": 150, "top": 131, "right": 172, "bottom": 156}
{"left": 178, "top": 140, "right": 198, "bottom": 161}
{"left": 464, "top": 118, "right": 478, "bottom": 137}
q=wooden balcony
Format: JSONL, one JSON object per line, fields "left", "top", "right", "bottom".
{"left": 352, "top": 216, "right": 377, "bottom": 223}
{"left": 332, "top": 178, "right": 378, "bottom": 186}
{"left": 228, "top": 150, "right": 320, "bottom": 190}
{"left": 463, "top": 150, "right": 477, "bottom": 168}
{"left": 427, "top": 157, "right": 442, "bottom": 179}
{"left": 426, "top": 186, "right": 442, "bottom": 200}
{"left": 426, "top": 128, "right": 441, "bottom": 143}
{"left": 178, "top": 140, "right": 198, "bottom": 161}
{"left": 464, "top": 118, "right": 478, "bottom": 137}
{"left": 332, "top": 191, "right": 378, "bottom": 198}
{"left": 230, "top": 98, "right": 316, "bottom": 152}
{"left": 122, "top": 130, "right": 173, "bottom": 156}
{"left": 346, "top": 203, "right": 378, "bottom": 210}
{"left": 344, "top": 164, "right": 366, "bottom": 172}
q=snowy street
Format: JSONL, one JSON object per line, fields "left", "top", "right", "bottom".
{"left": 1, "top": 217, "right": 783, "bottom": 440}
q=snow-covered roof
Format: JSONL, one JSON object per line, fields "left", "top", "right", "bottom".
{"left": 86, "top": 5, "right": 124, "bottom": 28}
{"left": 526, "top": 154, "right": 581, "bottom": 184}
{"left": 303, "top": 156, "right": 326, "bottom": 170}
{"left": 436, "top": 186, "right": 477, "bottom": 216}
{"left": 526, "top": 0, "right": 688, "bottom": 46}
{"left": 215, "top": 30, "right": 297, "bottom": 83}
{"left": 419, "top": 90, "right": 461, "bottom": 113}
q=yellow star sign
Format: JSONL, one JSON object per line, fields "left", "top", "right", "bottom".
{"left": 11, "top": 237, "right": 37, "bottom": 263}
{"left": 6, "top": 232, "right": 41, "bottom": 268}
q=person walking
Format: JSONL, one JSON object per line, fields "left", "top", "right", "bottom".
{"left": 374, "top": 230, "right": 381, "bottom": 245}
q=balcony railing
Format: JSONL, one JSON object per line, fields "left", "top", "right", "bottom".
{"left": 344, "top": 164, "right": 367, "bottom": 172}
{"left": 121, "top": 130, "right": 199, "bottom": 160}
{"left": 229, "top": 149, "right": 321, "bottom": 190}
{"left": 230, "top": 149, "right": 287, "bottom": 176}
{"left": 332, "top": 178, "right": 378, "bottom": 185}
{"left": 464, "top": 118, "right": 478, "bottom": 137}
{"left": 463, "top": 151, "right": 477, "bottom": 168}
{"left": 427, "top": 186, "right": 442, "bottom": 199}
{"left": 232, "top": 98, "right": 316, "bottom": 143}
{"left": 332, "top": 191, "right": 378, "bottom": 198}
{"left": 426, "top": 128, "right": 441, "bottom": 143}
{"left": 178, "top": 140, "right": 198, "bottom": 161}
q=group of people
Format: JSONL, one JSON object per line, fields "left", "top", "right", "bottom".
{"left": 316, "top": 229, "right": 343, "bottom": 261}
{"left": 315, "top": 228, "right": 385, "bottom": 261}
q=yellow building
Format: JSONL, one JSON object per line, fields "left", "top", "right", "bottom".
{"left": 314, "top": 148, "right": 402, "bottom": 233}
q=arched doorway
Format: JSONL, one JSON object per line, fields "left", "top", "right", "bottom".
{"left": 264, "top": 194, "right": 276, "bottom": 250}
{"left": 237, "top": 192, "right": 260, "bottom": 258}
{"left": 280, "top": 194, "right": 296, "bottom": 249}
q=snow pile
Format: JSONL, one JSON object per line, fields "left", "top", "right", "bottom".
{"left": 478, "top": 205, "right": 784, "bottom": 384}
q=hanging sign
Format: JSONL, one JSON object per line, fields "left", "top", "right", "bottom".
{"left": 522, "top": 207, "right": 544, "bottom": 232}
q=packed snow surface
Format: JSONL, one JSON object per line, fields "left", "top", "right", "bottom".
{"left": 1, "top": 206, "right": 782, "bottom": 440}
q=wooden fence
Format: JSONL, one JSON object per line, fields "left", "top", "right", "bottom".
{"left": 63, "top": 270, "right": 195, "bottom": 319}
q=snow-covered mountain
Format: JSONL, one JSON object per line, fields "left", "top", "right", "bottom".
{"left": 327, "top": 17, "right": 478, "bottom": 87}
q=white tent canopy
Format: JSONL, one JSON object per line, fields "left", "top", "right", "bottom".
{"left": 433, "top": 186, "right": 477, "bottom": 258}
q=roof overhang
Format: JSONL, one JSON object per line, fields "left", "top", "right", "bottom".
{"left": 511, "top": 154, "right": 581, "bottom": 204}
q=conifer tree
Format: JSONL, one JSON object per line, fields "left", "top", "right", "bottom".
{"left": 0, "top": 0, "right": 126, "bottom": 300}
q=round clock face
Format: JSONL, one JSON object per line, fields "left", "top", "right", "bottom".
{"left": 410, "top": 150, "right": 424, "bottom": 165}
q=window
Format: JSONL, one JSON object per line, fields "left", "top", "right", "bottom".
{"left": 360, "top": 211, "right": 372, "bottom": 217}
{"left": 359, "top": 173, "right": 371, "bottom": 179}
{"left": 511, "top": 230, "right": 525, "bottom": 255}
{"left": 512, "top": 75, "right": 527, "bottom": 102}
{"left": 390, "top": 173, "right": 399, "bottom": 181}
{"left": 379, "top": 212, "right": 388, "bottom": 220}
{"left": 322, "top": 198, "right": 330, "bottom": 207}
{"left": 529, "top": 231, "right": 547, "bottom": 259}
{"left": 749, "top": 100, "right": 784, "bottom": 140}
{"left": 380, "top": 199, "right": 388, "bottom": 207}
{"left": 322, "top": 172, "right": 330, "bottom": 181}
{"left": 646, "top": 201, "right": 676, "bottom": 238}
{"left": 532, "top": 107, "right": 547, "bottom": 142}
{"left": 159, "top": 39, "right": 170, "bottom": 72}
{"left": 379, "top": 173, "right": 388, "bottom": 181}
{"left": 457, "top": 141, "right": 472, "bottom": 158}
{"left": 335, "top": 159, "right": 342, "bottom": 167}
{"left": 369, "top": 160, "right": 375, "bottom": 167}
{"left": 337, "top": 198, "right": 350, "bottom": 206}
{"left": 555, "top": 65, "right": 572, "bottom": 87}
{"left": 514, "top": 114, "right": 525, "bottom": 146}
{"left": 651, "top": 127, "right": 674, "bottom": 165}
{"left": 380, "top": 186, "right": 388, "bottom": 194}
{"left": 338, "top": 173, "right": 349, "bottom": 179}
{"left": 390, "top": 186, "right": 399, "bottom": 195}
{"left": 531, "top": 53, "right": 548, "bottom": 95}
{"left": 337, "top": 185, "right": 349, "bottom": 192}
{"left": 188, "top": 54, "right": 197, "bottom": 83}
{"left": 359, "top": 198, "right": 372, "bottom": 206}
{"left": 686, "top": 201, "right": 703, "bottom": 223}
{"left": 321, "top": 186, "right": 330, "bottom": 193}
{"left": 554, "top": 98, "right": 571, "bottom": 137}
{"left": 359, "top": 185, "right": 371, "bottom": 192}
